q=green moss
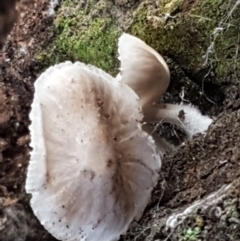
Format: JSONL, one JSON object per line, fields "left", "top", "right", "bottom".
{"left": 129, "top": 5, "right": 205, "bottom": 72}
{"left": 35, "top": 0, "right": 239, "bottom": 80}
{"left": 35, "top": 0, "right": 120, "bottom": 74}
{"left": 129, "top": 0, "right": 240, "bottom": 81}
{"left": 181, "top": 227, "right": 201, "bottom": 241}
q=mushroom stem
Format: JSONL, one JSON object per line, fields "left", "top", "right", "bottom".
{"left": 143, "top": 103, "right": 212, "bottom": 138}
{"left": 143, "top": 104, "right": 191, "bottom": 137}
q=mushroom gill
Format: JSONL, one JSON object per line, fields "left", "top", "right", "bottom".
{"left": 26, "top": 61, "right": 161, "bottom": 241}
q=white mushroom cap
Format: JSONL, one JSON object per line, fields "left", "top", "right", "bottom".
{"left": 25, "top": 61, "right": 161, "bottom": 241}
{"left": 118, "top": 33, "right": 170, "bottom": 108}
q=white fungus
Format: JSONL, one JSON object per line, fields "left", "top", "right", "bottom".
{"left": 26, "top": 61, "right": 161, "bottom": 241}
{"left": 26, "top": 33, "right": 213, "bottom": 241}
{"left": 117, "top": 33, "right": 212, "bottom": 141}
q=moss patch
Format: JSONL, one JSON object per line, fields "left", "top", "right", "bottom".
{"left": 173, "top": 196, "right": 240, "bottom": 241}
{"left": 181, "top": 227, "right": 201, "bottom": 241}
{"left": 129, "top": 0, "right": 240, "bottom": 82}
{"left": 36, "top": 0, "right": 120, "bottom": 74}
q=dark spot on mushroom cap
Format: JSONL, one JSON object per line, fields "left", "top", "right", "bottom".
{"left": 178, "top": 109, "right": 185, "bottom": 121}
{"left": 82, "top": 169, "right": 95, "bottom": 181}
{"left": 96, "top": 98, "right": 104, "bottom": 109}
{"left": 107, "top": 159, "right": 113, "bottom": 168}
{"left": 92, "top": 219, "right": 101, "bottom": 230}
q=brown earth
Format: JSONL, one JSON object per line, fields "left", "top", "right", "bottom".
{"left": 0, "top": 0, "right": 239, "bottom": 241}
{"left": 0, "top": 0, "right": 57, "bottom": 240}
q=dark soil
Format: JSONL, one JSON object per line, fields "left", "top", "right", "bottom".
{"left": 121, "top": 110, "right": 240, "bottom": 241}
{"left": 0, "top": 0, "right": 18, "bottom": 49}
{"left": 0, "top": 0, "right": 239, "bottom": 241}
{"left": 0, "top": 0, "right": 57, "bottom": 240}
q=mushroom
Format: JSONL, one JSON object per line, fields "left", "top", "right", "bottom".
{"left": 26, "top": 33, "right": 212, "bottom": 241}
{"left": 26, "top": 61, "right": 161, "bottom": 241}
{"left": 118, "top": 33, "right": 212, "bottom": 140}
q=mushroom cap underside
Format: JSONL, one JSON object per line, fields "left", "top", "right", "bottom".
{"left": 25, "top": 61, "right": 161, "bottom": 241}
